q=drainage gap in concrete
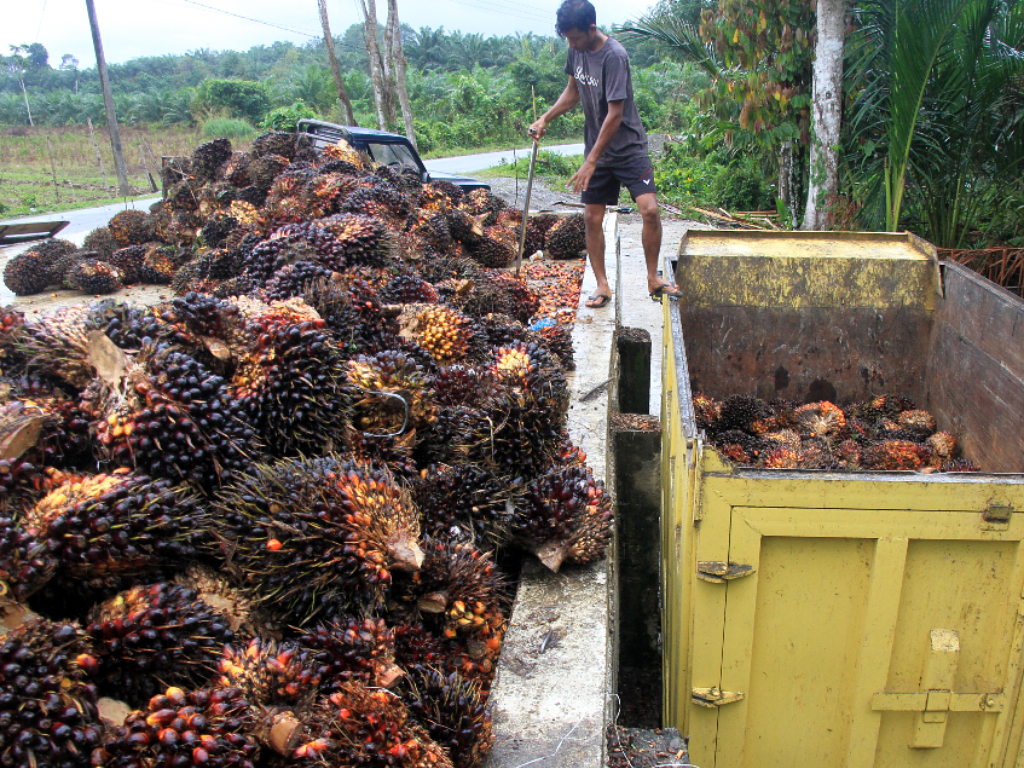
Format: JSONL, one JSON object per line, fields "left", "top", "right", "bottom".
{"left": 616, "top": 328, "right": 651, "bottom": 415}
{"left": 611, "top": 411, "right": 662, "bottom": 728}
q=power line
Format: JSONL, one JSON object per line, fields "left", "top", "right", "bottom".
{"left": 35, "top": 0, "right": 48, "bottom": 43}
{"left": 167, "top": 0, "right": 321, "bottom": 38}
{"left": 447, "top": 0, "right": 552, "bottom": 26}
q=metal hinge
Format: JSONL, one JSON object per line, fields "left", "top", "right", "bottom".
{"left": 697, "top": 561, "right": 755, "bottom": 583}
{"left": 983, "top": 504, "right": 1013, "bottom": 524}
{"left": 692, "top": 686, "right": 745, "bottom": 708}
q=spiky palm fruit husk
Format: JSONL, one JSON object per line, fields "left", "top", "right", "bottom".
{"left": 25, "top": 470, "right": 207, "bottom": 586}
{"left": 447, "top": 209, "right": 486, "bottom": 249}
{"left": 345, "top": 351, "right": 437, "bottom": 436}
{"left": 192, "top": 137, "right": 234, "bottom": 181}
{"left": 0, "top": 508, "right": 56, "bottom": 600}
{"left": 407, "top": 306, "right": 474, "bottom": 364}
{"left": 470, "top": 226, "right": 517, "bottom": 269}
{"left": 716, "top": 394, "right": 770, "bottom": 434}
{"left": 399, "top": 666, "right": 493, "bottom": 768}
{"left": 65, "top": 259, "right": 123, "bottom": 294}
{"left": 138, "top": 244, "right": 181, "bottom": 285}
{"left": 409, "top": 212, "right": 455, "bottom": 254}
{"left": 212, "top": 455, "right": 424, "bottom": 622}
{"left": 248, "top": 154, "right": 290, "bottom": 193}
{"left": 252, "top": 131, "right": 296, "bottom": 160}
{"left": 263, "top": 261, "right": 336, "bottom": 301}
{"left": 200, "top": 212, "right": 240, "bottom": 249}
{"left": 795, "top": 401, "right": 846, "bottom": 438}
{"left": 306, "top": 172, "right": 359, "bottom": 216}
{"left": 862, "top": 440, "right": 925, "bottom": 471}
{"left": 284, "top": 685, "right": 453, "bottom": 768}
{"left": 0, "top": 619, "right": 102, "bottom": 768}
{"left": 230, "top": 315, "right": 349, "bottom": 456}
{"left": 81, "top": 226, "right": 118, "bottom": 259}
{"left": 392, "top": 538, "right": 507, "bottom": 649}
{"left": 16, "top": 306, "right": 93, "bottom": 389}
{"left": 322, "top": 138, "right": 365, "bottom": 168}
{"left": 762, "top": 429, "right": 802, "bottom": 453}
{"left": 691, "top": 394, "right": 720, "bottom": 432}
{"left": 461, "top": 274, "right": 540, "bottom": 326}
{"left": 320, "top": 212, "right": 396, "bottom": 268}
{"left": 381, "top": 273, "right": 440, "bottom": 305}
{"left": 216, "top": 637, "right": 321, "bottom": 713}
{"left": 412, "top": 463, "right": 518, "bottom": 549}
{"left": 301, "top": 617, "right": 402, "bottom": 692}
{"left": 3, "top": 250, "right": 52, "bottom": 296}
{"left": 459, "top": 189, "right": 506, "bottom": 228}
{"left": 108, "top": 210, "right": 155, "bottom": 247}
{"left": 82, "top": 583, "right": 236, "bottom": 706}
{"left": 516, "top": 464, "right": 613, "bottom": 572}
{"left": 108, "top": 244, "right": 148, "bottom": 284}
{"left": 220, "top": 151, "right": 252, "bottom": 186}
{"left": 93, "top": 685, "right": 260, "bottom": 768}
{"left": 545, "top": 213, "right": 586, "bottom": 259}
{"left": 166, "top": 179, "right": 201, "bottom": 213}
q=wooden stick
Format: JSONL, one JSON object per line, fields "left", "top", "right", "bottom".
{"left": 45, "top": 137, "right": 60, "bottom": 203}
{"left": 138, "top": 144, "right": 157, "bottom": 192}
{"left": 87, "top": 117, "right": 110, "bottom": 194}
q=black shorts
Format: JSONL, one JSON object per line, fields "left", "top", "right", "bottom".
{"left": 581, "top": 153, "right": 657, "bottom": 206}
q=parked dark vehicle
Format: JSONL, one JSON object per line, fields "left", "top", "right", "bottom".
{"left": 297, "top": 120, "right": 490, "bottom": 194}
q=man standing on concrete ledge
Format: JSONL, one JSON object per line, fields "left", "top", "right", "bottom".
{"left": 529, "top": 0, "right": 681, "bottom": 309}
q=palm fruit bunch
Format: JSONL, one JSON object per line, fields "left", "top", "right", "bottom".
{"left": 412, "top": 463, "right": 519, "bottom": 549}
{"left": 285, "top": 685, "right": 453, "bottom": 768}
{"left": 393, "top": 622, "right": 492, "bottom": 684}
{"left": 174, "top": 565, "right": 273, "bottom": 639}
{"left": 192, "top": 138, "right": 235, "bottom": 182}
{"left": 3, "top": 249, "right": 54, "bottom": 296}
{"left": 221, "top": 152, "right": 252, "bottom": 186}
{"left": 341, "top": 178, "right": 412, "bottom": 229}
{"left": 399, "top": 666, "right": 493, "bottom": 768}
{"left": 139, "top": 244, "right": 183, "bottom": 284}
{"left": 230, "top": 312, "right": 349, "bottom": 455}
{"left": 253, "top": 131, "right": 297, "bottom": 160}
{"left": 470, "top": 226, "right": 517, "bottom": 269}
{"left": 795, "top": 401, "right": 847, "bottom": 438}
{"left": 0, "top": 619, "right": 102, "bottom": 768}
{"left": 391, "top": 538, "right": 507, "bottom": 658}
{"left": 525, "top": 213, "right": 559, "bottom": 256}
{"left": 301, "top": 617, "right": 403, "bottom": 691}
{"left": 82, "top": 226, "right": 119, "bottom": 259}
{"left": 262, "top": 261, "right": 335, "bottom": 301}
{"left": 263, "top": 166, "right": 317, "bottom": 226}
{"left": 248, "top": 154, "right": 291, "bottom": 195}
{"left": 301, "top": 276, "right": 399, "bottom": 356}
{"left": 408, "top": 211, "right": 454, "bottom": 254}
{"left": 108, "top": 245, "right": 149, "bottom": 285}
{"left": 82, "top": 582, "right": 236, "bottom": 706}
{"left": 92, "top": 685, "right": 260, "bottom": 768}
{"left": 201, "top": 212, "right": 241, "bottom": 248}
{"left": 544, "top": 213, "right": 586, "bottom": 259}
{"left": 319, "top": 212, "right": 395, "bottom": 268}
{"left": 65, "top": 259, "right": 124, "bottom": 294}
{"left": 380, "top": 272, "right": 440, "bottom": 305}
{"left": 0, "top": 505, "right": 56, "bottom": 600}
{"left": 211, "top": 455, "right": 423, "bottom": 622}
{"left": 24, "top": 470, "right": 206, "bottom": 589}
{"left": 15, "top": 306, "right": 94, "bottom": 389}
{"left": 464, "top": 272, "right": 540, "bottom": 325}
{"left": 241, "top": 222, "right": 345, "bottom": 285}
{"left": 515, "top": 462, "right": 613, "bottom": 572}
{"left": 109, "top": 209, "right": 155, "bottom": 247}
{"left": 407, "top": 305, "right": 475, "bottom": 364}
{"left": 345, "top": 350, "right": 436, "bottom": 437}
{"left": 306, "top": 172, "right": 359, "bottom": 217}
{"left": 459, "top": 189, "right": 506, "bottom": 227}
{"left": 446, "top": 209, "right": 486, "bottom": 250}
{"left": 215, "top": 637, "right": 321, "bottom": 713}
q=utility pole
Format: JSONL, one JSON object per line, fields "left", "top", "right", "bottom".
{"left": 317, "top": 0, "right": 357, "bottom": 125}
{"left": 85, "top": 0, "right": 130, "bottom": 197}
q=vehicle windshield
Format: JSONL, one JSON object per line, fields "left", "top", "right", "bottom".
{"left": 365, "top": 142, "right": 422, "bottom": 174}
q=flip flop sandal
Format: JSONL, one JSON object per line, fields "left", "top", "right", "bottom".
{"left": 650, "top": 285, "right": 681, "bottom": 302}
{"left": 586, "top": 293, "right": 611, "bottom": 309}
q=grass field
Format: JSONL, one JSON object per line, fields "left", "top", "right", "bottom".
{"left": 0, "top": 124, "right": 252, "bottom": 219}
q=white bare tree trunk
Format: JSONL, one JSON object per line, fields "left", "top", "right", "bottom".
{"left": 380, "top": 6, "right": 398, "bottom": 128}
{"left": 387, "top": 0, "right": 416, "bottom": 148}
{"left": 318, "top": 0, "right": 357, "bottom": 125}
{"left": 358, "top": 0, "right": 389, "bottom": 131}
{"left": 801, "top": 0, "right": 845, "bottom": 230}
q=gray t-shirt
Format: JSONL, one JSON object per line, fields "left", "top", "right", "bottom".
{"left": 564, "top": 36, "right": 649, "bottom": 166}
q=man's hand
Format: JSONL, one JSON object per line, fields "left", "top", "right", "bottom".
{"left": 528, "top": 118, "right": 547, "bottom": 143}
{"left": 570, "top": 159, "right": 597, "bottom": 194}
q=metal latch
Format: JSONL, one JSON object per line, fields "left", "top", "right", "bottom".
{"left": 692, "top": 686, "right": 745, "bottom": 708}
{"left": 983, "top": 504, "right": 1013, "bottom": 524}
{"left": 697, "top": 561, "right": 755, "bottom": 583}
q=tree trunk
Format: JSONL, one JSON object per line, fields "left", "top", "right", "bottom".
{"left": 359, "top": 0, "right": 389, "bottom": 131}
{"left": 17, "top": 74, "right": 33, "bottom": 127}
{"left": 318, "top": 0, "right": 357, "bottom": 125}
{"left": 380, "top": 7, "right": 398, "bottom": 128}
{"left": 778, "top": 141, "right": 797, "bottom": 228}
{"left": 801, "top": 0, "right": 845, "bottom": 231}
{"left": 387, "top": 0, "right": 416, "bottom": 148}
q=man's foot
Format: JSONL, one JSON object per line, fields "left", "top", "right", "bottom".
{"left": 649, "top": 282, "right": 681, "bottom": 301}
{"left": 585, "top": 293, "right": 612, "bottom": 308}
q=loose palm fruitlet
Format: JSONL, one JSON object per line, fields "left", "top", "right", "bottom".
{"left": 83, "top": 582, "right": 236, "bottom": 707}
{"left": 399, "top": 666, "right": 493, "bottom": 768}
{"left": 92, "top": 685, "right": 260, "bottom": 768}
{"left": 0, "top": 618, "right": 102, "bottom": 768}
{"left": 544, "top": 214, "right": 586, "bottom": 259}
{"left": 212, "top": 455, "right": 423, "bottom": 622}
{"left": 25, "top": 470, "right": 207, "bottom": 587}
{"left": 301, "top": 616, "right": 403, "bottom": 691}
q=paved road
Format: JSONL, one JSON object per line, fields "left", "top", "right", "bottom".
{"left": 423, "top": 142, "right": 585, "bottom": 175}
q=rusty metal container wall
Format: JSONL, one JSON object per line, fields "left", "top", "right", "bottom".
{"left": 660, "top": 231, "right": 1024, "bottom": 768}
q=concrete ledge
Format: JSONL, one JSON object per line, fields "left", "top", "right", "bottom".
{"left": 485, "top": 214, "right": 619, "bottom": 767}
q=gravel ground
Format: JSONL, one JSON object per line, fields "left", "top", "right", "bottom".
{"left": 607, "top": 725, "right": 692, "bottom": 768}
{"left": 484, "top": 176, "right": 581, "bottom": 212}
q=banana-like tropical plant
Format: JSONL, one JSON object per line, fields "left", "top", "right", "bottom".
{"left": 847, "top": 0, "right": 980, "bottom": 232}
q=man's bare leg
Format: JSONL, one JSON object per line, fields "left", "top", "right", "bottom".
{"left": 584, "top": 203, "right": 611, "bottom": 306}
{"left": 635, "top": 192, "right": 677, "bottom": 295}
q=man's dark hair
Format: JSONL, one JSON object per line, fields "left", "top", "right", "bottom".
{"left": 556, "top": 0, "right": 597, "bottom": 37}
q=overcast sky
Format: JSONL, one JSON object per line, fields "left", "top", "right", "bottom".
{"left": 5, "top": 0, "right": 658, "bottom": 67}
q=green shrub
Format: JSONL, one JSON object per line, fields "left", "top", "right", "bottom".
{"left": 201, "top": 117, "right": 256, "bottom": 141}
{"left": 262, "top": 101, "right": 319, "bottom": 132}
{"left": 711, "top": 162, "right": 774, "bottom": 211}
{"left": 191, "top": 79, "right": 270, "bottom": 123}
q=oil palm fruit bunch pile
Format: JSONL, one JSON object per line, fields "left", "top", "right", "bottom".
{"left": 694, "top": 392, "right": 979, "bottom": 472}
{"left": 0, "top": 133, "right": 610, "bottom": 768}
